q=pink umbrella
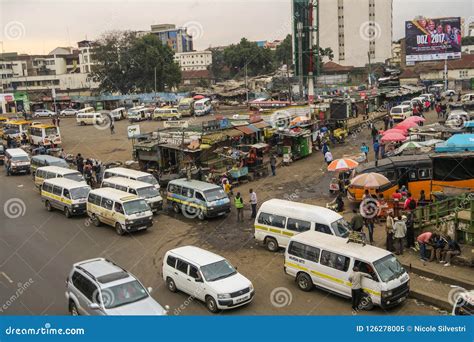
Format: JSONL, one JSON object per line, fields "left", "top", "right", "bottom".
{"left": 382, "top": 128, "right": 407, "bottom": 136}
{"left": 404, "top": 116, "right": 426, "bottom": 123}
{"left": 381, "top": 132, "right": 407, "bottom": 143}
{"left": 396, "top": 121, "right": 418, "bottom": 130}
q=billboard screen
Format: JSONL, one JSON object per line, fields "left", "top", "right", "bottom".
{"left": 405, "top": 17, "right": 462, "bottom": 63}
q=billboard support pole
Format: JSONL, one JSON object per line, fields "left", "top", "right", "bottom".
{"left": 444, "top": 58, "right": 448, "bottom": 91}
{"left": 297, "top": 21, "right": 304, "bottom": 99}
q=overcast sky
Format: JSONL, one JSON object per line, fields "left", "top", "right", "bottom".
{"left": 0, "top": 0, "right": 472, "bottom": 55}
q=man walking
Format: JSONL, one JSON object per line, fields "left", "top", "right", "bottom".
{"left": 249, "top": 188, "right": 257, "bottom": 220}
{"left": 373, "top": 140, "right": 380, "bottom": 161}
{"left": 234, "top": 192, "right": 244, "bottom": 222}
{"left": 270, "top": 154, "right": 277, "bottom": 176}
{"left": 110, "top": 119, "right": 115, "bottom": 134}
{"left": 393, "top": 215, "right": 407, "bottom": 255}
{"left": 360, "top": 143, "right": 369, "bottom": 162}
{"left": 349, "top": 266, "right": 368, "bottom": 313}
{"left": 324, "top": 149, "right": 333, "bottom": 165}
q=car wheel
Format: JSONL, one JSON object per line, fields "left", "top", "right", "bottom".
{"left": 296, "top": 272, "right": 313, "bottom": 292}
{"left": 69, "top": 301, "right": 79, "bottom": 316}
{"left": 64, "top": 207, "right": 71, "bottom": 218}
{"left": 45, "top": 200, "right": 52, "bottom": 212}
{"left": 166, "top": 277, "right": 177, "bottom": 293}
{"left": 266, "top": 237, "right": 279, "bottom": 252}
{"left": 91, "top": 214, "right": 101, "bottom": 227}
{"left": 115, "top": 223, "right": 124, "bottom": 235}
{"left": 172, "top": 202, "right": 180, "bottom": 214}
{"left": 205, "top": 295, "right": 219, "bottom": 313}
{"left": 198, "top": 210, "right": 205, "bottom": 220}
{"left": 48, "top": 114, "right": 52, "bottom": 117}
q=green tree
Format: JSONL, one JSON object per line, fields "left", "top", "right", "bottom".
{"left": 461, "top": 36, "right": 474, "bottom": 45}
{"left": 275, "top": 34, "right": 293, "bottom": 66}
{"left": 90, "top": 31, "right": 181, "bottom": 94}
{"left": 209, "top": 48, "right": 228, "bottom": 81}
{"left": 223, "top": 38, "right": 275, "bottom": 77}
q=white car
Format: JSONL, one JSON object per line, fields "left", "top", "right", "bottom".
{"left": 34, "top": 109, "right": 56, "bottom": 118}
{"left": 60, "top": 108, "right": 78, "bottom": 117}
{"left": 162, "top": 246, "right": 254, "bottom": 313}
{"left": 443, "top": 90, "right": 456, "bottom": 97}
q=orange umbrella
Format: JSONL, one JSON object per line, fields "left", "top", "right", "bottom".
{"left": 290, "top": 116, "right": 310, "bottom": 126}
{"left": 327, "top": 158, "right": 359, "bottom": 172}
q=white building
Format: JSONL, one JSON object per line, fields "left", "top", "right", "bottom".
{"left": 77, "top": 40, "right": 95, "bottom": 74}
{"left": 389, "top": 42, "right": 401, "bottom": 66}
{"left": 316, "top": 0, "right": 393, "bottom": 67}
{"left": 174, "top": 51, "right": 212, "bottom": 71}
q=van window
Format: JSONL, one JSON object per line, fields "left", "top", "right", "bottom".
{"left": 286, "top": 218, "right": 311, "bottom": 232}
{"left": 36, "top": 170, "right": 44, "bottom": 178}
{"left": 288, "top": 242, "right": 320, "bottom": 262}
{"left": 167, "top": 255, "right": 176, "bottom": 268}
{"left": 53, "top": 185, "right": 62, "bottom": 196}
{"left": 354, "top": 260, "right": 379, "bottom": 282}
{"left": 101, "top": 198, "right": 113, "bottom": 210}
{"left": 315, "top": 223, "right": 332, "bottom": 235}
{"left": 72, "top": 272, "right": 97, "bottom": 302}
{"left": 129, "top": 188, "right": 137, "bottom": 195}
{"left": 63, "top": 189, "right": 71, "bottom": 199}
{"left": 181, "top": 187, "right": 194, "bottom": 198}
{"left": 418, "top": 169, "right": 431, "bottom": 180}
{"left": 88, "top": 193, "right": 101, "bottom": 205}
{"left": 102, "top": 182, "right": 111, "bottom": 188}
{"left": 116, "top": 185, "right": 127, "bottom": 192}
{"left": 257, "top": 212, "right": 286, "bottom": 228}
{"left": 320, "top": 250, "right": 350, "bottom": 272}
{"left": 42, "top": 183, "right": 53, "bottom": 193}
{"left": 195, "top": 192, "right": 205, "bottom": 201}
{"left": 114, "top": 202, "right": 124, "bottom": 214}
{"left": 176, "top": 259, "right": 188, "bottom": 274}
{"left": 168, "top": 184, "right": 181, "bottom": 194}
{"left": 189, "top": 265, "right": 200, "bottom": 279}
{"left": 103, "top": 171, "right": 112, "bottom": 179}
{"left": 45, "top": 171, "right": 55, "bottom": 179}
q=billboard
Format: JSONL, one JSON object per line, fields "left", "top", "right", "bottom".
{"left": 405, "top": 17, "right": 462, "bottom": 63}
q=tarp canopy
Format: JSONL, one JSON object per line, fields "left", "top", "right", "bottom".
{"left": 435, "top": 134, "right": 474, "bottom": 153}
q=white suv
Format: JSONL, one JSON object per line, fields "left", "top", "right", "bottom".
{"left": 65, "top": 258, "right": 167, "bottom": 315}
{"left": 162, "top": 246, "right": 254, "bottom": 313}
{"left": 34, "top": 109, "right": 56, "bottom": 118}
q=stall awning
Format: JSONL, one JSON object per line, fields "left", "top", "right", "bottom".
{"left": 252, "top": 121, "right": 270, "bottom": 129}
{"left": 224, "top": 128, "right": 244, "bottom": 137}
{"left": 202, "top": 132, "right": 226, "bottom": 144}
{"left": 235, "top": 125, "right": 257, "bottom": 135}
{"left": 248, "top": 124, "right": 262, "bottom": 133}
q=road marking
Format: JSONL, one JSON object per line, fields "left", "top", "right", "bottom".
{"left": 0, "top": 271, "right": 13, "bottom": 283}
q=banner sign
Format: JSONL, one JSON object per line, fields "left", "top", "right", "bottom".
{"left": 127, "top": 125, "right": 141, "bottom": 139}
{"left": 405, "top": 17, "right": 462, "bottom": 62}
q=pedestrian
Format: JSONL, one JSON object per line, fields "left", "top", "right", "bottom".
{"left": 429, "top": 234, "right": 446, "bottom": 263}
{"left": 389, "top": 116, "right": 394, "bottom": 129}
{"left": 350, "top": 209, "right": 364, "bottom": 232}
{"left": 348, "top": 266, "right": 369, "bottom": 312}
{"left": 6, "top": 135, "right": 12, "bottom": 148}
{"left": 21, "top": 132, "right": 28, "bottom": 145}
{"left": 440, "top": 236, "right": 461, "bottom": 267}
{"left": 371, "top": 126, "right": 378, "bottom": 143}
{"left": 270, "top": 154, "right": 277, "bottom": 176}
{"left": 404, "top": 192, "right": 417, "bottom": 211}
{"left": 435, "top": 103, "right": 441, "bottom": 118}
{"left": 393, "top": 215, "right": 407, "bottom": 255}
{"left": 110, "top": 120, "right": 115, "bottom": 134}
{"left": 373, "top": 140, "right": 380, "bottom": 161}
{"left": 383, "top": 115, "right": 390, "bottom": 131}
{"left": 56, "top": 116, "right": 60, "bottom": 127}
{"left": 76, "top": 153, "right": 84, "bottom": 174}
{"left": 60, "top": 148, "right": 67, "bottom": 159}
{"left": 360, "top": 143, "right": 369, "bottom": 162}
{"left": 52, "top": 117, "right": 56, "bottom": 126}
{"left": 324, "top": 149, "right": 333, "bottom": 165}
{"left": 386, "top": 213, "right": 395, "bottom": 252}
{"left": 234, "top": 192, "right": 244, "bottom": 222}
{"left": 365, "top": 217, "right": 375, "bottom": 244}
{"left": 405, "top": 212, "right": 415, "bottom": 248}
{"left": 249, "top": 188, "right": 257, "bottom": 220}
{"left": 322, "top": 142, "right": 329, "bottom": 156}
{"left": 417, "top": 231, "right": 434, "bottom": 261}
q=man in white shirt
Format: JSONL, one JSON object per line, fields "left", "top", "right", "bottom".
{"left": 249, "top": 188, "right": 258, "bottom": 219}
{"left": 349, "top": 266, "right": 369, "bottom": 312}
{"left": 324, "top": 150, "right": 333, "bottom": 165}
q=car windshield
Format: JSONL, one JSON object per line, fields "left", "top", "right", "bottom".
{"left": 373, "top": 254, "right": 406, "bottom": 282}
{"left": 12, "top": 156, "right": 29, "bottom": 162}
{"left": 137, "top": 186, "right": 160, "bottom": 199}
{"left": 123, "top": 199, "right": 149, "bottom": 215}
{"left": 50, "top": 161, "right": 69, "bottom": 168}
{"left": 204, "top": 188, "right": 227, "bottom": 202}
{"left": 195, "top": 104, "right": 204, "bottom": 109}
{"left": 137, "top": 175, "right": 158, "bottom": 185}
{"left": 200, "top": 259, "right": 237, "bottom": 282}
{"left": 64, "top": 173, "right": 85, "bottom": 182}
{"left": 70, "top": 187, "right": 90, "bottom": 200}
{"left": 101, "top": 280, "right": 148, "bottom": 309}
{"left": 45, "top": 127, "right": 58, "bottom": 135}
{"left": 178, "top": 104, "right": 190, "bottom": 110}
{"left": 391, "top": 108, "right": 402, "bottom": 114}
{"left": 330, "top": 218, "right": 350, "bottom": 237}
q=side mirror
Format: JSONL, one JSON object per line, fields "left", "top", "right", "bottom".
{"left": 195, "top": 277, "right": 203, "bottom": 283}
{"left": 89, "top": 303, "right": 100, "bottom": 310}
{"left": 147, "top": 287, "right": 153, "bottom": 294}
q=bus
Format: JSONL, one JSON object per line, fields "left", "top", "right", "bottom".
{"left": 194, "top": 98, "right": 212, "bottom": 116}
{"left": 28, "top": 123, "right": 61, "bottom": 146}
{"left": 347, "top": 153, "right": 474, "bottom": 202}
{"left": 177, "top": 98, "right": 195, "bottom": 117}
{"left": 2, "top": 120, "right": 32, "bottom": 141}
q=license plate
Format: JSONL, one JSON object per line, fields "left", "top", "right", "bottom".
{"left": 235, "top": 295, "right": 250, "bottom": 303}
{"left": 218, "top": 212, "right": 225, "bottom": 216}
{"left": 398, "top": 296, "right": 406, "bottom": 303}
{"left": 138, "top": 226, "right": 147, "bottom": 230}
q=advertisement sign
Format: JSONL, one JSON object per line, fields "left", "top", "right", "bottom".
{"left": 405, "top": 17, "right": 462, "bottom": 62}
{"left": 127, "top": 124, "right": 141, "bottom": 139}
{"left": 163, "top": 120, "right": 189, "bottom": 129}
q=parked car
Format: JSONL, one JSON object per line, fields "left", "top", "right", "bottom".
{"left": 60, "top": 108, "right": 78, "bottom": 117}
{"left": 443, "top": 90, "right": 456, "bottom": 98}
{"left": 66, "top": 258, "right": 167, "bottom": 315}
{"left": 34, "top": 109, "right": 56, "bottom": 118}
{"left": 163, "top": 246, "right": 254, "bottom": 313}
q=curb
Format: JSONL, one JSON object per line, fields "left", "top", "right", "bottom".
{"left": 401, "top": 262, "right": 473, "bottom": 289}
{"left": 409, "top": 288, "right": 452, "bottom": 312}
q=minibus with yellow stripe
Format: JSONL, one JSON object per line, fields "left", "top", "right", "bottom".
{"left": 285, "top": 231, "right": 410, "bottom": 309}
{"left": 41, "top": 178, "right": 91, "bottom": 218}
{"left": 34, "top": 166, "right": 85, "bottom": 189}
{"left": 254, "top": 199, "right": 350, "bottom": 252}
{"left": 86, "top": 188, "right": 153, "bottom": 235}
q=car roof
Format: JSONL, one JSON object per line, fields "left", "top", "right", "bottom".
{"left": 89, "top": 187, "right": 139, "bottom": 202}
{"left": 43, "top": 177, "right": 90, "bottom": 189}
{"left": 290, "top": 231, "right": 391, "bottom": 262}
{"left": 168, "top": 246, "right": 224, "bottom": 266}
{"left": 392, "top": 105, "right": 411, "bottom": 109}
{"left": 74, "top": 258, "right": 133, "bottom": 284}
{"left": 32, "top": 155, "right": 65, "bottom": 162}
{"left": 259, "top": 199, "right": 342, "bottom": 224}
{"left": 168, "top": 178, "right": 222, "bottom": 192}
{"left": 103, "top": 177, "right": 153, "bottom": 189}
{"left": 6, "top": 148, "right": 29, "bottom": 156}
{"left": 105, "top": 167, "right": 151, "bottom": 178}
{"left": 37, "top": 166, "right": 78, "bottom": 174}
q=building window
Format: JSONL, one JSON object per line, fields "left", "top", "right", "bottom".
{"left": 459, "top": 70, "right": 468, "bottom": 78}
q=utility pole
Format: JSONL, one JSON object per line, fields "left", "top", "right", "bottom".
{"left": 307, "top": 0, "right": 315, "bottom": 104}
{"left": 244, "top": 63, "right": 249, "bottom": 104}
{"left": 297, "top": 21, "right": 304, "bottom": 99}
{"left": 367, "top": 51, "right": 372, "bottom": 87}
{"left": 154, "top": 67, "right": 157, "bottom": 99}
{"left": 444, "top": 58, "right": 448, "bottom": 91}
{"left": 286, "top": 59, "right": 293, "bottom": 103}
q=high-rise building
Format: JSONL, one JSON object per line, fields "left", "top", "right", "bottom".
{"left": 292, "top": 0, "right": 393, "bottom": 70}
{"left": 149, "top": 24, "right": 193, "bottom": 53}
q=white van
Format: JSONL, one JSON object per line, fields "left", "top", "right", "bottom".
{"left": 101, "top": 177, "right": 163, "bottom": 214}
{"left": 5, "top": 148, "right": 31, "bottom": 175}
{"left": 76, "top": 113, "right": 105, "bottom": 126}
{"left": 194, "top": 98, "right": 212, "bottom": 116}
{"left": 162, "top": 246, "right": 254, "bottom": 313}
{"left": 390, "top": 105, "right": 412, "bottom": 122}
{"left": 41, "top": 178, "right": 91, "bottom": 217}
{"left": 152, "top": 107, "right": 181, "bottom": 121}
{"left": 285, "top": 231, "right": 410, "bottom": 309}
{"left": 254, "top": 199, "right": 350, "bottom": 252}
{"left": 35, "top": 166, "right": 85, "bottom": 188}
{"left": 128, "top": 106, "right": 151, "bottom": 122}
{"left": 461, "top": 93, "right": 474, "bottom": 103}
{"left": 87, "top": 187, "right": 153, "bottom": 235}
{"left": 102, "top": 167, "right": 160, "bottom": 190}
{"left": 110, "top": 107, "right": 127, "bottom": 120}
{"left": 77, "top": 107, "right": 95, "bottom": 114}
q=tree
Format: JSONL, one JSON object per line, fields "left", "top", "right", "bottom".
{"left": 461, "top": 36, "right": 474, "bottom": 45}
{"left": 90, "top": 31, "right": 181, "bottom": 94}
{"left": 209, "top": 48, "right": 228, "bottom": 81}
{"left": 275, "top": 34, "right": 292, "bottom": 66}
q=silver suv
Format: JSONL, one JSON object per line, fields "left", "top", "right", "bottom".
{"left": 65, "top": 258, "right": 167, "bottom": 315}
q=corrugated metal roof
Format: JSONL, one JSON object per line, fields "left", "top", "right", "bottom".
{"left": 235, "top": 125, "right": 256, "bottom": 135}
